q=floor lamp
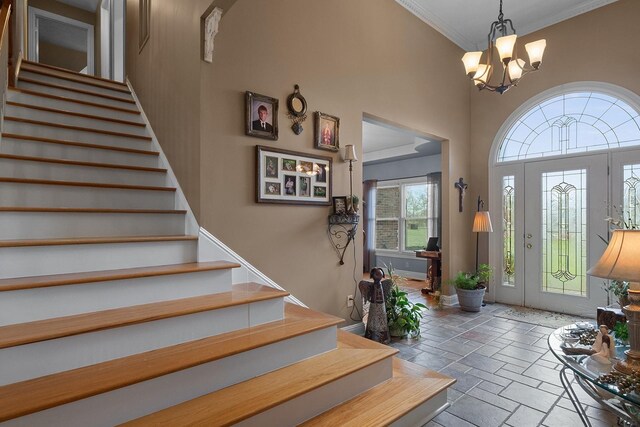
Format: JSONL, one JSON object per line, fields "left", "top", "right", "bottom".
{"left": 472, "top": 196, "right": 493, "bottom": 273}
{"left": 588, "top": 230, "right": 640, "bottom": 374}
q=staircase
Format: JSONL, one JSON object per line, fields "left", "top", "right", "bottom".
{"left": 0, "top": 61, "right": 453, "bottom": 426}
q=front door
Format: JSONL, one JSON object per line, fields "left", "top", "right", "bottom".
{"left": 522, "top": 154, "right": 608, "bottom": 316}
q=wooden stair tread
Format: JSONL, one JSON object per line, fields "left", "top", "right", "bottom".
{"left": 300, "top": 376, "right": 453, "bottom": 426}
{"left": 0, "top": 234, "right": 198, "bottom": 248}
{"left": 18, "top": 77, "right": 136, "bottom": 104}
{"left": 20, "top": 64, "right": 132, "bottom": 93}
{"left": 6, "top": 101, "right": 146, "bottom": 127}
{"left": 0, "top": 283, "right": 289, "bottom": 349}
{"left": 8, "top": 87, "right": 140, "bottom": 114}
{"left": 0, "top": 303, "right": 341, "bottom": 422}
{"left": 0, "top": 176, "right": 175, "bottom": 191}
{"left": 0, "top": 153, "right": 166, "bottom": 173}
{"left": 121, "top": 347, "right": 397, "bottom": 427}
{"left": 2, "top": 133, "right": 159, "bottom": 156}
{"left": 21, "top": 60, "right": 129, "bottom": 88}
{"left": 0, "top": 261, "right": 240, "bottom": 292}
{"left": 5, "top": 116, "right": 151, "bottom": 140}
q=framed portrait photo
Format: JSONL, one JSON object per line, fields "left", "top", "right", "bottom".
{"left": 246, "top": 91, "right": 278, "bottom": 140}
{"left": 256, "top": 145, "right": 332, "bottom": 206}
{"left": 314, "top": 111, "right": 339, "bottom": 152}
{"left": 332, "top": 196, "right": 347, "bottom": 215}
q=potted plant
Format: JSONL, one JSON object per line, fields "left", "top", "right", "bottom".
{"left": 384, "top": 265, "right": 427, "bottom": 338}
{"left": 451, "top": 264, "right": 493, "bottom": 312}
{"left": 347, "top": 195, "right": 360, "bottom": 214}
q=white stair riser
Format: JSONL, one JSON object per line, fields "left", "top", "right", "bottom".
{"left": 0, "top": 137, "right": 161, "bottom": 168}
{"left": 0, "top": 269, "right": 233, "bottom": 326}
{"left": 5, "top": 104, "right": 148, "bottom": 136}
{"left": 20, "top": 71, "right": 133, "bottom": 101}
{"left": 0, "top": 158, "right": 168, "bottom": 186}
{"left": 0, "top": 182, "right": 175, "bottom": 209}
{"left": 0, "top": 240, "right": 197, "bottom": 279}
{"left": 390, "top": 391, "right": 448, "bottom": 427}
{"left": 236, "top": 357, "right": 393, "bottom": 427}
{"left": 0, "top": 211, "right": 186, "bottom": 239}
{"left": 0, "top": 298, "right": 286, "bottom": 385}
{"left": 4, "top": 121, "right": 151, "bottom": 150}
{"left": 7, "top": 90, "right": 143, "bottom": 123}
{"left": 17, "top": 80, "right": 136, "bottom": 109}
{"left": 1, "top": 327, "right": 337, "bottom": 427}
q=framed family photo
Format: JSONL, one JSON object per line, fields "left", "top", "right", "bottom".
{"left": 314, "top": 111, "right": 339, "bottom": 152}
{"left": 246, "top": 91, "right": 278, "bottom": 140}
{"left": 332, "top": 196, "right": 347, "bottom": 215}
{"left": 256, "top": 145, "right": 332, "bottom": 205}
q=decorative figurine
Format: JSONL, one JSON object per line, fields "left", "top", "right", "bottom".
{"left": 359, "top": 267, "right": 393, "bottom": 344}
{"left": 454, "top": 177, "right": 468, "bottom": 212}
{"left": 591, "top": 324, "right": 613, "bottom": 364}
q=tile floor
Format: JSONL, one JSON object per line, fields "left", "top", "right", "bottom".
{"left": 389, "top": 282, "right": 620, "bottom": 427}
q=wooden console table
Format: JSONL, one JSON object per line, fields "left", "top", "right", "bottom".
{"left": 415, "top": 250, "right": 441, "bottom": 294}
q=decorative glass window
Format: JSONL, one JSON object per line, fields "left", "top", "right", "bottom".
{"left": 498, "top": 92, "right": 640, "bottom": 163}
{"left": 623, "top": 164, "right": 640, "bottom": 227}
{"left": 502, "top": 176, "right": 515, "bottom": 286}
{"left": 541, "top": 169, "right": 587, "bottom": 297}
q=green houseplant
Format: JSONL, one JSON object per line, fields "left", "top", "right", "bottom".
{"left": 384, "top": 265, "right": 427, "bottom": 338}
{"left": 451, "top": 264, "right": 493, "bottom": 312}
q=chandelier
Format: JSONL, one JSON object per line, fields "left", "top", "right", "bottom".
{"left": 461, "top": 0, "right": 546, "bottom": 94}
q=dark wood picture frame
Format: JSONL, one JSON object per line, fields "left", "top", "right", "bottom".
{"left": 256, "top": 145, "right": 332, "bottom": 205}
{"left": 314, "top": 111, "right": 340, "bottom": 152}
{"left": 246, "top": 91, "right": 279, "bottom": 141}
{"left": 332, "top": 196, "right": 347, "bottom": 215}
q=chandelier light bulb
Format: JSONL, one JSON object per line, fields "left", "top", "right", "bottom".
{"left": 525, "top": 39, "right": 546, "bottom": 68}
{"left": 507, "top": 58, "right": 525, "bottom": 80}
{"left": 473, "top": 64, "right": 491, "bottom": 86}
{"left": 462, "top": 51, "right": 483, "bottom": 76}
{"left": 495, "top": 34, "right": 517, "bottom": 63}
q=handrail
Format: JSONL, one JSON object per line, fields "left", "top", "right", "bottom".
{"left": 0, "top": 2, "right": 10, "bottom": 49}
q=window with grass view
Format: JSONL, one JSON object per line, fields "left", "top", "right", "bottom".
{"left": 375, "top": 177, "right": 440, "bottom": 253}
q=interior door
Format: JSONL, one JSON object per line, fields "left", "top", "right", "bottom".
{"left": 523, "top": 154, "right": 608, "bottom": 316}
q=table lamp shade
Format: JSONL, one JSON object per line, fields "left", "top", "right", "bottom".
{"left": 588, "top": 230, "right": 640, "bottom": 282}
{"left": 344, "top": 145, "right": 357, "bottom": 162}
{"left": 472, "top": 211, "right": 493, "bottom": 233}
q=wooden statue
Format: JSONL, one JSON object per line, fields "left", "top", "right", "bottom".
{"left": 359, "top": 267, "right": 393, "bottom": 344}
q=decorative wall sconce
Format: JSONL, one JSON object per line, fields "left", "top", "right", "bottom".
{"left": 286, "top": 84, "right": 307, "bottom": 135}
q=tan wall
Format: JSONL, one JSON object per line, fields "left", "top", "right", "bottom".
{"left": 38, "top": 40, "right": 86, "bottom": 71}
{"left": 28, "top": 0, "right": 99, "bottom": 73}
{"left": 469, "top": 0, "right": 640, "bottom": 267}
{"left": 126, "top": 0, "right": 474, "bottom": 322}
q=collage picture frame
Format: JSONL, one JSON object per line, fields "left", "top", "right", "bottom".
{"left": 257, "top": 145, "right": 332, "bottom": 205}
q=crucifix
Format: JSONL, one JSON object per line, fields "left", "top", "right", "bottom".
{"left": 454, "top": 177, "right": 468, "bottom": 212}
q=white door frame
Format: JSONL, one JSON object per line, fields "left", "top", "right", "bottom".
{"left": 28, "top": 6, "right": 95, "bottom": 74}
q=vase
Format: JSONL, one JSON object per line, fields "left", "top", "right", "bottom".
{"left": 455, "top": 286, "right": 486, "bottom": 312}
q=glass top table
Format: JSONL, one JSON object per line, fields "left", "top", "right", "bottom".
{"left": 548, "top": 324, "right": 640, "bottom": 426}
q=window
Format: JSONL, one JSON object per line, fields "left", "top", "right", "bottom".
{"left": 497, "top": 91, "right": 640, "bottom": 163}
{"left": 375, "top": 177, "right": 439, "bottom": 253}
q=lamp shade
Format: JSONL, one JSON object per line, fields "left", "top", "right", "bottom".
{"left": 462, "top": 51, "right": 482, "bottom": 75}
{"left": 495, "top": 34, "right": 517, "bottom": 62}
{"left": 472, "top": 211, "right": 493, "bottom": 233}
{"left": 588, "top": 230, "right": 640, "bottom": 282}
{"left": 344, "top": 145, "right": 357, "bottom": 162}
{"left": 507, "top": 58, "right": 525, "bottom": 80}
{"left": 525, "top": 39, "right": 546, "bottom": 68}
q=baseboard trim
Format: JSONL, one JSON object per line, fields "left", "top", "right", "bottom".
{"left": 441, "top": 293, "right": 458, "bottom": 307}
{"left": 341, "top": 322, "right": 364, "bottom": 336}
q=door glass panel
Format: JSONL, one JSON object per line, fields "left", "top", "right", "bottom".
{"left": 502, "top": 175, "right": 515, "bottom": 286}
{"left": 623, "top": 164, "right": 640, "bottom": 227}
{"left": 542, "top": 169, "right": 587, "bottom": 296}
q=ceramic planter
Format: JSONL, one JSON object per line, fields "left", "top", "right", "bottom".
{"left": 456, "top": 286, "right": 486, "bottom": 312}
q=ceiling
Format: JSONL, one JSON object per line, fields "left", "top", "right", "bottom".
{"left": 395, "top": 0, "right": 618, "bottom": 51}
{"left": 55, "top": 0, "right": 101, "bottom": 13}
{"left": 362, "top": 120, "right": 441, "bottom": 164}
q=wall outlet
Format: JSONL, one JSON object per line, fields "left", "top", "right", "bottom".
{"left": 347, "top": 295, "right": 354, "bottom": 307}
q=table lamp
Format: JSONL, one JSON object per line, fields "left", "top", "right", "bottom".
{"left": 588, "top": 230, "right": 640, "bottom": 373}
{"left": 472, "top": 197, "right": 493, "bottom": 272}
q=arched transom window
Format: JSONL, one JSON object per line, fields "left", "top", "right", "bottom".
{"left": 498, "top": 92, "right": 640, "bottom": 163}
